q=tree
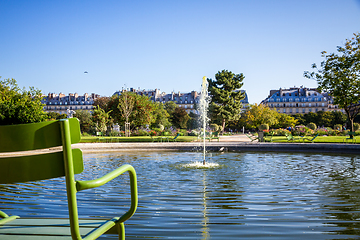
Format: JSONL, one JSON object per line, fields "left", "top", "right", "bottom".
{"left": 317, "top": 111, "right": 333, "bottom": 127}
{"left": 207, "top": 70, "right": 245, "bottom": 131}
{"left": 108, "top": 92, "right": 156, "bottom": 131}
{"left": 92, "top": 106, "right": 111, "bottom": 133}
{"left": 46, "top": 112, "right": 67, "bottom": 120}
{"left": 0, "top": 78, "right": 47, "bottom": 125}
{"left": 239, "top": 104, "right": 297, "bottom": 130}
{"left": 240, "top": 104, "right": 279, "bottom": 130}
{"left": 171, "top": 107, "right": 190, "bottom": 129}
{"left": 73, "top": 110, "right": 93, "bottom": 133}
{"left": 93, "top": 96, "right": 110, "bottom": 110}
{"left": 274, "top": 113, "right": 298, "bottom": 129}
{"left": 151, "top": 102, "right": 171, "bottom": 128}
{"left": 304, "top": 32, "right": 360, "bottom": 132}
{"left": 164, "top": 101, "right": 177, "bottom": 115}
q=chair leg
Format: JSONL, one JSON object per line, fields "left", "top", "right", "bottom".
{"left": 117, "top": 222, "right": 125, "bottom": 240}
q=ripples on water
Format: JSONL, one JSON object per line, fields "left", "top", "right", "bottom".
{"left": 1, "top": 151, "right": 360, "bottom": 239}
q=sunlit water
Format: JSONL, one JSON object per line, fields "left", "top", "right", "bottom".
{"left": 2, "top": 151, "right": 360, "bottom": 239}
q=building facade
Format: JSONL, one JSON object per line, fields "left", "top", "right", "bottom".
{"left": 114, "top": 88, "right": 249, "bottom": 114}
{"left": 261, "top": 86, "right": 344, "bottom": 115}
{"left": 42, "top": 93, "right": 100, "bottom": 115}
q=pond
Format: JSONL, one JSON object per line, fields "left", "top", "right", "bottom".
{"left": 1, "top": 151, "right": 360, "bottom": 239}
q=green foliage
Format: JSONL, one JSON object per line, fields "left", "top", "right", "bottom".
{"left": 46, "top": 112, "right": 67, "bottom": 120}
{"left": 187, "top": 111, "right": 199, "bottom": 130}
{"left": 108, "top": 92, "right": 156, "bottom": 128}
{"left": 240, "top": 104, "right": 278, "bottom": 129}
{"left": 73, "top": 110, "right": 93, "bottom": 133}
{"left": 207, "top": 70, "right": 245, "bottom": 130}
{"left": 240, "top": 104, "right": 297, "bottom": 130}
{"left": 274, "top": 113, "right": 298, "bottom": 128}
{"left": 164, "top": 101, "right": 177, "bottom": 115}
{"left": 171, "top": 107, "right": 190, "bottom": 129}
{"left": 291, "top": 126, "right": 313, "bottom": 136}
{"left": 272, "top": 128, "right": 291, "bottom": 136}
{"left": 307, "top": 122, "right": 317, "bottom": 130}
{"left": 258, "top": 124, "right": 269, "bottom": 131}
{"left": 152, "top": 103, "right": 171, "bottom": 128}
{"left": 92, "top": 96, "right": 110, "bottom": 110}
{"left": 92, "top": 106, "right": 111, "bottom": 133}
{"left": 354, "top": 122, "right": 360, "bottom": 131}
{"left": 0, "top": 78, "right": 47, "bottom": 125}
{"left": 304, "top": 32, "right": 360, "bottom": 132}
{"left": 294, "top": 111, "right": 347, "bottom": 128}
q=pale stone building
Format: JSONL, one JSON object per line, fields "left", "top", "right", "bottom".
{"left": 261, "top": 86, "right": 344, "bottom": 114}
{"left": 42, "top": 93, "right": 100, "bottom": 116}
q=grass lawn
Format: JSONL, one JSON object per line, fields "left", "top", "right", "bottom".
{"left": 264, "top": 135, "right": 358, "bottom": 143}
{"left": 80, "top": 136, "right": 198, "bottom": 143}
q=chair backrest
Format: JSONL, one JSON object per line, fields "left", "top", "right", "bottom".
{"left": 174, "top": 133, "right": 180, "bottom": 139}
{"left": 0, "top": 118, "right": 83, "bottom": 184}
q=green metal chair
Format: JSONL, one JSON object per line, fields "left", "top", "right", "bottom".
{"left": 0, "top": 118, "right": 138, "bottom": 240}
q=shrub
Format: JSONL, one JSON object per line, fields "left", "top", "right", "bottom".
{"left": 178, "top": 129, "right": 187, "bottom": 136}
{"left": 292, "top": 126, "right": 312, "bottom": 136}
{"left": 258, "top": 124, "right": 269, "bottom": 131}
{"left": 149, "top": 130, "right": 157, "bottom": 136}
{"left": 162, "top": 131, "right": 171, "bottom": 136}
{"left": 81, "top": 132, "right": 92, "bottom": 137}
{"left": 354, "top": 123, "right": 360, "bottom": 131}
{"left": 315, "top": 128, "right": 328, "bottom": 136}
{"left": 108, "top": 130, "right": 120, "bottom": 136}
{"left": 273, "top": 128, "right": 290, "bottom": 136}
{"left": 132, "top": 129, "right": 149, "bottom": 136}
{"left": 307, "top": 122, "right": 317, "bottom": 130}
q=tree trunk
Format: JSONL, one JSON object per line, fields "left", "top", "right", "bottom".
{"left": 222, "top": 119, "right": 226, "bottom": 134}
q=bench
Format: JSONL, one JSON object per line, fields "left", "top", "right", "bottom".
{"left": 0, "top": 118, "right": 138, "bottom": 239}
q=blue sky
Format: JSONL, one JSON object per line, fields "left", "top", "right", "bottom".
{"left": 1, "top": 0, "right": 360, "bottom": 104}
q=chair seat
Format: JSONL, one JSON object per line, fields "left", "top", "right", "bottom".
{"left": 0, "top": 218, "right": 118, "bottom": 239}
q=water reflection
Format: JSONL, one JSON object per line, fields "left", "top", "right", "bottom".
{"left": 2, "top": 152, "right": 360, "bottom": 239}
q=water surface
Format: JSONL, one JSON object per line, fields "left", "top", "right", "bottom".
{"left": 1, "top": 151, "right": 360, "bottom": 239}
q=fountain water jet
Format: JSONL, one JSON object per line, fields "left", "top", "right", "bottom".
{"left": 199, "top": 76, "right": 210, "bottom": 165}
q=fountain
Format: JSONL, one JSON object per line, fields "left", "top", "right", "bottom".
{"left": 199, "top": 76, "right": 210, "bottom": 165}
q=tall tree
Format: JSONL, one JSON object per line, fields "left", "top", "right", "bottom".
{"left": 304, "top": 32, "right": 360, "bottom": 132}
{"left": 172, "top": 107, "right": 190, "bottom": 129}
{"left": 151, "top": 102, "right": 171, "bottom": 128}
{"left": 73, "top": 110, "right": 93, "bottom": 133}
{"left": 108, "top": 92, "right": 156, "bottom": 130}
{"left": 93, "top": 96, "right": 110, "bottom": 110}
{"left": 240, "top": 104, "right": 279, "bottom": 130}
{"left": 207, "top": 70, "right": 245, "bottom": 131}
{"left": 92, "top": 106, "right": 111, "bottom": 133}
{"left": 0, "top": 78, "right": 47, "bottom": 125}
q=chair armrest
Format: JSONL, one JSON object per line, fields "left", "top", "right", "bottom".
{"left": 76, "top": 164, "right": 138, "bottom": 222}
